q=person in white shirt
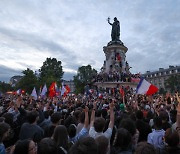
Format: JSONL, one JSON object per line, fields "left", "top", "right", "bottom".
{"left": 89, "top": 100, "right": 114, "bottom": 140}
{"left": 147, "top": 116, "right": 165, "bottom": 150}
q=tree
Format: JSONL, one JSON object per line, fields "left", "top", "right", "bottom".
{"left": 0, "top": 82, "right": 13, "bottom": 93}
{"left": 39, "top": 58, "right": 64, "bottom": 87}
{"left": 164, "top": 75, "right": 180, "bottom": 93}
{"left": 15, "top": 68, "right": 38, "bottom": 94}
{"left": 73, "top": 65, "right": 97, "bottom": 94}
{"left": 159, "top": 88, "right": 166, "bottom": 95}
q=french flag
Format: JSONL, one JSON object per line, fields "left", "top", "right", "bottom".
{"left": 40, "top": 84, "right": 47, "bottom": 97}
{"left": 16, "top": 89, "right": 21, "bottom": 95}
{"left": 98, "top": 93, "right": 103, "bottom": 99}
{"left": 31, "top": 87, "right": 37, "bottom": 100}
{"left": 89, "top": 89, "right": 94, "bottom": 94}
{"left": 136, "top": 78, "right": 158, "bottom": 95}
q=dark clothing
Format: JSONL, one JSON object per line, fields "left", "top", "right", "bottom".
{"left": 111, "top": 147, "right": 132, "bottom": 154}
{"left": 44, "top": 125, "right": 56, "bottom": 138}
{"left": 162, "top": 146, "right": 180, "bottom": 154}
{"left": 0, "top": 143, "right": 5, "bottom": 154}
{"left": 162, "top": 122, "right": 171, "bottom": 131}
{"left": 136, "top": 119, "right": 152, "bottom": 142}
{"left": 111, "top": 20, "right": 120, "bottom": 41}
{"left": 39, "top": 119, "right": 51, "bottom": 130}
{"left": 19, "top": 122, "right": 44, "bottom": 142}
{"left": 57, "top": 146, "right": 67, "bottom": 154}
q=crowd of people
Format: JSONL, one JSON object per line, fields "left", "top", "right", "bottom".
{"left": 94, "top": 72, "right": 140, "bottom": 83}
{"left": 0, "top": 89, "right": 180, "bottom": 154}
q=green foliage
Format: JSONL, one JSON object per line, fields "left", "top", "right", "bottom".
{"left": 0, "top": 82, "right": 13, "bottom": 93}
{"left": 39, "top": 58, "right": 64, "bottom": 87}
{"left": 159, "top": 88, "right": 166, "bottom": 95}
{"left": 164, "top": 75, "right": 180, "bottom": 93}
{"left": 73, "top": 65, "right": 97, "bottom": 94}
{"left": 15, "top": 68, "right": 38, "bottom": 94}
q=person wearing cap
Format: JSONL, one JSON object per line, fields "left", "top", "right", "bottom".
{"left": 120, "top": 103, "right": 125, "bottom": 111}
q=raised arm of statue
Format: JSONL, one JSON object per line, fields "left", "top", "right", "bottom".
{"left": 107, "top": 17, "right": 113, "bottom": 25}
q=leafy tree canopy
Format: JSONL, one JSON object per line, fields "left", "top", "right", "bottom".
{"left": 0, "top": 82, "right": 13, "bottom": 93}
{"left": 15, "top": 68, "right": 38, "bottom": 94}
{"left": 165, "top": 75, "right": 180, "bottom": 93}
{"left": 39, "top": 57, "right": 64, "bottom": 87}
{"left": 73, "top": 65, "right": 97, "bottom": 94}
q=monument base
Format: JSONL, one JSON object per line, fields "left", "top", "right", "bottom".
{"left": 94, "top": 81, "right": 138, "bottom": 89}
{"left": 107, "top": 40, "right": 124, "bottom": 46}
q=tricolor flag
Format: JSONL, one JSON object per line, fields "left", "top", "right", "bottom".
{"left": 61, "top": 85, "right": 66, "bottom": 96}
{"left": 136, "top": 78, "right": 158, "bottom": 95}
{"left": 61, "top": 85, "right": 71, "bottom": 97}
{"left": 31, "top": 87, "right": 37, "bottom": 100}
{"left": 40, "top": 84, "right": 47, "bottom": 97}
{"left": 89, "top": 89, "right": 94, "bottom": 94}
{"left": 16, "top": 89, "right": 21, "bottom": 95}
{"left": 55, "top": 83, "right": 60, "bottom": 96}
{"left": 98, "top": 93, "right": 103, "bottom": 99}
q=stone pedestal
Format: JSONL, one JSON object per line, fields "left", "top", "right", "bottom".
{"left": 103, "top": 41, "right": 128, "bottom": 74}
{"left": 95, "top": 41, "right": 138, "bottom": 90}
{"left": 94, "top": 81, "right": 137, "bottom": 89}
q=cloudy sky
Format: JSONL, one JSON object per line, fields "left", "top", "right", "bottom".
{"left": 0, "top": 0, "right": 180, "bottom": 82}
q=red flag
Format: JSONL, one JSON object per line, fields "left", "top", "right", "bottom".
{"left": 112, "top": 88, "right": 115, "bottom": 94}
{"left": 63, "top": 85, "right": 70, "bottom": 97}
{"left": 116, "top": 53, "right": 121, "bottom": 61}
{"left": 120, "top": 87, "right": 125, "bottom": 97}
{"left": 21, "top": 90, "right": 25, "bottom": 94}
{"left": 49, "top": 82, "right": 56, "bottom": 97}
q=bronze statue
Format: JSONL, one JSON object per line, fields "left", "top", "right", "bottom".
{"left": 107, "top": 17, "right": 120, "bottom": 41}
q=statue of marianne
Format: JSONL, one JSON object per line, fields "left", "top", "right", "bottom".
{"left": 107, "top": 17, "right": 120, "bottom": 41}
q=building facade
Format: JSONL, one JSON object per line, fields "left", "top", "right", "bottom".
{"left": 142, "top": 66, "right": 180, "bottom": 89}
{"left": 63, "top": 80, "right": 75, "bottom": 93}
